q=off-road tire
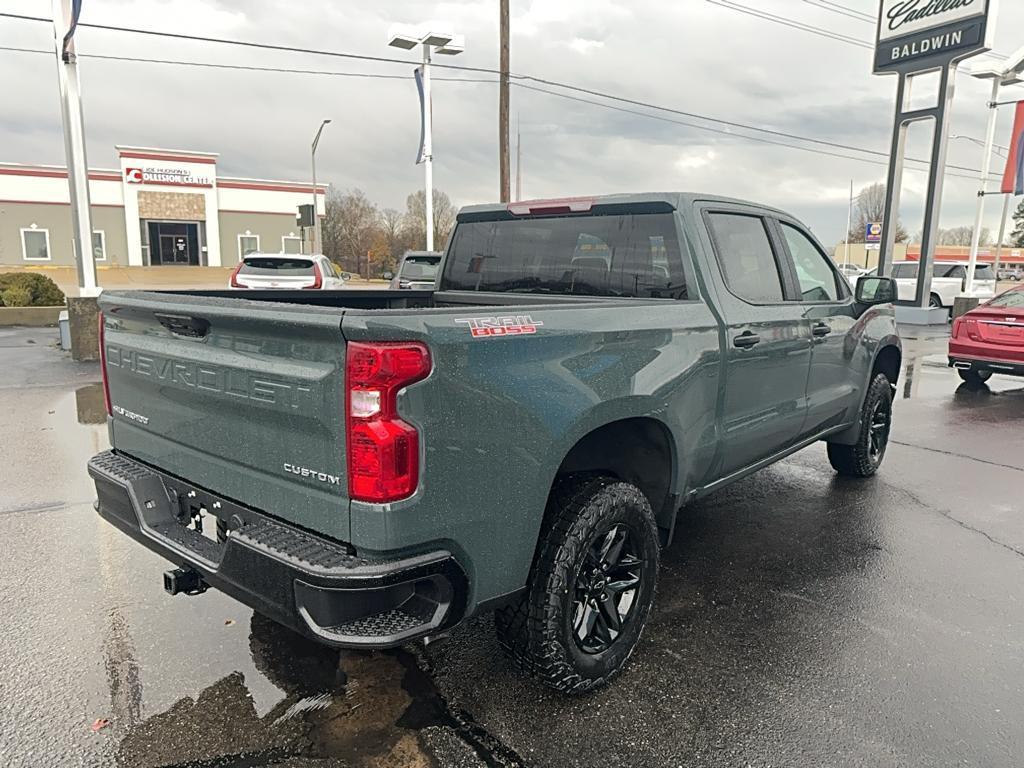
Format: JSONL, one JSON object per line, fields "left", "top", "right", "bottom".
{"left": 494, "top": 475, "right": 660, "bottom": 694}
{"left": 827, "top": 373, "right": 893, "bottom": 478}
{"left": 957, "top": 368, "right": 992, "bottom": 387}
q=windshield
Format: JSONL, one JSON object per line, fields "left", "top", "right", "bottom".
{"left": 240, "top": 257, "right": 315, "bottom": 276}
{"left": 986, "top": 288, "right": 1024, "bottom": 308}
{"left": 400, "top": 256, "right": 441, "bottom": 281}
{"left": 441, "top": 213, "right": 688, "bottom": 298}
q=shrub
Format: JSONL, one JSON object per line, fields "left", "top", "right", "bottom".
{"left": 0, "top": 287, "right": 32, "bottom": 307}
{"left": 0, "top": 273, "right": 66, "bottom": 307}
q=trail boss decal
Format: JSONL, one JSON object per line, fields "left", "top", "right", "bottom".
{"left": 454, "top": 315, "right": 544, "bottom": 339}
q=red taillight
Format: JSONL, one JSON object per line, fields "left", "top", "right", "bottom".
{"left": 346, "top": 341, "right": 431, "bottom": 503}
{"left": 305, "top": 262, "right": 323, "bottom": 290}
{"left": 98, "top": 311, "right": 112, "bottom": 416}
{"left": 229, "top": 262, "right": 245, "bottom": 288}
{"left": 964, "top": 317, "right": 982, "bottom": 341}
{"left": 951, "top": 317, "right": 963, "bottom": 339}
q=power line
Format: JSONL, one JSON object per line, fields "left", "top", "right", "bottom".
{"left": 799, "top": 0, "right": 875, "bottom": 23}
{"left": 707, "top": 0, "right": 1008, "bottom": 61}
{"left": 0, "top": 12, "right": 1002, "bottom": 180}
{"left": 515, "top": 83, "right": 995, "bottom": 182}
{"left": 705, "top": 0, "right": 872, "bottom": 48}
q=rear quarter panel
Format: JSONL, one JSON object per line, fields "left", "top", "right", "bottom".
{"left": 342, "top": 298, "right": 721, "bottom": 610}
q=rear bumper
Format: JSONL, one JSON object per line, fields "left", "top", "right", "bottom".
{"left": 948, "top": 356, "right": 1024, "bottom": 377}
{"left": 88, "top": 450, "right": 467, "bottom": 648}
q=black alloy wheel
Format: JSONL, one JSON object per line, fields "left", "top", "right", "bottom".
{"left": 867, "top": 396, "right": 891, "bottom": 463}
{"left": 572, "top": 524, "right": 645, "bottom": 655}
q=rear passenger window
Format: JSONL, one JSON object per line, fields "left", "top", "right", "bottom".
{"left": 894, "top": 264, "right": 918, "bottom": 279}
{"left": 780, "top": 223, "right": 839, "bottom": 302}
{"left": 707, "top": 213, "right": 784, "bottom": 303}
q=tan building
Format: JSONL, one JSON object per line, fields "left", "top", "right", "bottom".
{"left": 832, "top": 242, "right": 1024, "bottom": 271}
{"left": 0, "top": 146, "right": 325, "bottom": 269}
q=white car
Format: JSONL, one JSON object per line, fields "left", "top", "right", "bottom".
{"left": 835, "top": 263, "right": 868, "bottom": 284}
{"left": 228, "top": 253, "right": 349, "bottom": 290}
{"left": 874, "top": 261, "right": 996, "bottom": 309}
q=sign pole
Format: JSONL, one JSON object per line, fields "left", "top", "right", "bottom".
{"left": 52, "top": 0, "right": 99, "bottom": 298}
{"left": 874, "top": 0, "right": 998, "bottom": 323}
{"left": 966, "top": 77, "right": 1002, "bottom": 294}
{"left": 992, "top": 193, "right": 1011, "bottom": 276}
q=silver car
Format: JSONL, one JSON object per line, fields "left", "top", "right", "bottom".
{"left": 389, "top": 251, "right": 442, "bottom": 290}
{"left": 228, "top": 253, "right": 348, "bottom": 290}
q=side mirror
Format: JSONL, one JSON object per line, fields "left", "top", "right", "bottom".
{"left": 341, "top": 272, "right": 352, "bottom": 281}
{"left": 383, "top": 271, "right": 394, "bottom": 280}
{"left": 855, "top": 275, "right": 897, "bottom": 305}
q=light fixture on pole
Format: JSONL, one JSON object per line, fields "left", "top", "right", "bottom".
{"left": 311, "top": 119, "right": 331, "bottom": 255}
{"left": 964, "top": 46, "right": 1024, "bottom": 295}
{"left": 388, "top": 24, "right": 464, "bottom": 252}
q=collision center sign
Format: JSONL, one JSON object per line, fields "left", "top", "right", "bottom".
{"left": 124, "top": 166, "right": 212, "bottom": 186}
{"left": 875, "top": 0, "right": 992, "bottom": 73}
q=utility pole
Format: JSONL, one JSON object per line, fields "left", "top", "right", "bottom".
{"left": 52, "top": 0, "right": 98, "bottom": 297}
{"left": 515, "top": 122, "right": 522, "bottom": 202}
{"left": 499, "top": 0, "right": 511, "bottom": 203}
{"left": 845, "top": 179, "right": 853, "bottom": 268}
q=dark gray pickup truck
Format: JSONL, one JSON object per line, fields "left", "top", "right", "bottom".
{"left": 90, "top": 193, "right": 901, "bottom": 693}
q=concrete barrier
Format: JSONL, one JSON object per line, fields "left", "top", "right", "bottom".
{"left": 0, "top": 306, "right": 64, "bottom": 326}
{"left": 67, "top": 296, "right": 100, "bottom": 361}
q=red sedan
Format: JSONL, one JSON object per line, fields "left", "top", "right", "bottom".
{"left": 949, "top": 285, "right": 1024, "bottom": 386}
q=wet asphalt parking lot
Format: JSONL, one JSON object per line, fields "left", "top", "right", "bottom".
{"left": 1, "top": 324, "right": 1022, "bottom": 768}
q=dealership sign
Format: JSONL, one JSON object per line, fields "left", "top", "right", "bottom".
{"left": 875, "top": 0, "right": 994, "bottom": 73}
{"left": 124, "top": 166, "right": 212, "bottom": 186}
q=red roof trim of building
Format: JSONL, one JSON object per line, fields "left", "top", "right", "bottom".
{"left": 0, "top": 199, "right": 124, "bottom": 208}
{"left": 118, "top": 151, "right": 217, "bottom": 164}
{"left": 217, "top": 180, "right": 326, "bottom": 194}
{"left": 0, "top": 167, "right": 121, "bottom": 182}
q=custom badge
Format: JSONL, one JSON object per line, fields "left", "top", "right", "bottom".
{"left": 454, "top": 315, "right": 544, "bottom": 339}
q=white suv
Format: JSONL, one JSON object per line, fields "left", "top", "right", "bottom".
{"left": 881, "top": 261, "right": 996, "bottom": 309}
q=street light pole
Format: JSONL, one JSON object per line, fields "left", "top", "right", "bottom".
{"left": 311, "top": 119, "right": 330, "bottom": 255}
{"left": 422, "top": 43, "right": 434, "bottom": 251}
{"left": 965, "top": 48, "right": 1024, "bottom": 294}
{"left": 388, "top": 24, "right": 463, "bottom": 253}
{"left": 52, "top": 0, "right": 98, "bottom": 297}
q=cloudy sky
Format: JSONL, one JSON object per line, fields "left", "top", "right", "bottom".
{"left": 2, "top": 0, "right": 1023, "bottom": 247}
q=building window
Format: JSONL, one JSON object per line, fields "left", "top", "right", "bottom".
{"left": 282, "top": 234, "right": 302, "bottom": 254}
{"left": 238, "top": 233, "right": 260, "bottom": 260}
{"left": 21, "top": 227, "right": 50, "bottom": 261}
{"left": 92, "top": 230, "right": 106, "bottom": 262}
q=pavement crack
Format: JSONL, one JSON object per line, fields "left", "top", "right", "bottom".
{"left": 890, "top": 483, "right": 1024, "bottom": 562}
{"left": 404, "top": 646, "right": 528, "bottom": 768}
{"left": 890, "top": 439, "right": 1024, "bottom": 473}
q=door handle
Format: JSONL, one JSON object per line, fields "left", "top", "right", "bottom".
{"left": 812, "top": 323, "right": 832, "bottom": 338}
{"left": 155, "top": 313, "right": 210, "bottom": 339}
{"left": 733, "top": 331, "right": 761, "bottom": 349}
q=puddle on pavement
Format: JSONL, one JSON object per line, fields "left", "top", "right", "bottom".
{"left": 112, "top": 613, "right": 522, "bottom": 768}
{"left": 75, "top": 382, "right": 107, "bottom": 424}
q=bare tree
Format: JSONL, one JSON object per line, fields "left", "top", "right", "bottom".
{"left": 321, "top": 188, "right": 380, "bottom": 275}
{"left": 402, "top": 189, "right": 457, "bottom": 250}
{"left": 936, "top": 226, "right": 991, "bottom": 247}
{"left": 848, "top": 183, "right": 908, "bottom": 243}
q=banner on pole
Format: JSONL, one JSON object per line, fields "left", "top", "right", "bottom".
{"left": 62, "top": 0, "right": 83, "bottom": 61}
{"left": 414, "top": 67, "right": 428, "bottom": 165}
{"left": 1002, "top": 101, "right": 1024, "bottom": 197}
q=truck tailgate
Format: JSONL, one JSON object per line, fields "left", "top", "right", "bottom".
{"left": 99, "top": 292, "right": 350, "bottom": 541}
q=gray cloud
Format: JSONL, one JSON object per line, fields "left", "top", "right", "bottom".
{"left": 1, "top": 0, "right": 1022, "bottom": 247}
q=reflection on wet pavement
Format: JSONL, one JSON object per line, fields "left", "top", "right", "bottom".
{"left": 75, "top": 383, "right": 107, "bottom": 425}
{"left": 110, "top": 614, "right": 521, "bottom": 768}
